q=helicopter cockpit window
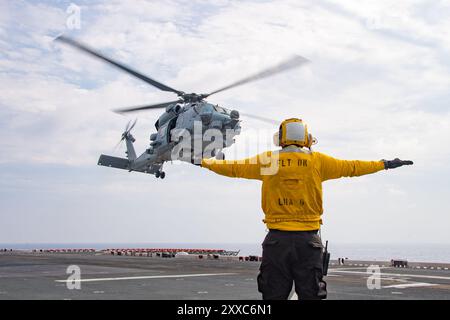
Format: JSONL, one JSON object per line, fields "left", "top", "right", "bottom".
{"left": 194, "top": 104, "right": 214, "bottom": 114}
{"left": 167, "top": 118, "right": 177, "bottom": 143}
{"left": 214, "top": 105, "right": 228, "bottom": 114}
{"left": 203, "top": 104, "right": 214, "bottom": 113}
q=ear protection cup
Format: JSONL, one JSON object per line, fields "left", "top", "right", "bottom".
{"left": 273, "top": 131, "right": 280, "bottom": 146}
{"left": 306, "top": 133, "right": 313, "bottom": 148}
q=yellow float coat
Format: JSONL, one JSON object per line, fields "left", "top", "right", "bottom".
{"left": 202, "top": 149, "right": 385, "bottom": 231}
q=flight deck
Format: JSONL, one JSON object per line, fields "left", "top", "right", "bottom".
{"left": 1, "top": 251, "right": 449, "bottom": 300}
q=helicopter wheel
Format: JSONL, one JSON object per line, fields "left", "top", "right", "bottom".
{"left": 160, "top": 171, "right": 166, "bottom": 179}
{"left": 155, "top": 171, "right": 160, "bottom": 178}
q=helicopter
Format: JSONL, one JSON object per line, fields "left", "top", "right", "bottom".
{"left": 56, "top": 36, "right": 309, "bottom": 179}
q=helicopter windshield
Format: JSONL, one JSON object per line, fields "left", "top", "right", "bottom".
{"left": 214, "top": 105, "right": 229, "bottom": 114}
{"left": 195, "top": 103, "right": 214, "bottom": 114}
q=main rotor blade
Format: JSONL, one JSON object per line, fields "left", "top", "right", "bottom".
{"left": 240, "top": 112, "right": 279, "bottom": 125}
{"left": 204, "top": 55, "right": 309, "bottom": 97}
{"left": 114, "top": 100, "right": 182, "bottom": 114}
{"left": 55, "top": 36, "right": 183, "bottom": 95}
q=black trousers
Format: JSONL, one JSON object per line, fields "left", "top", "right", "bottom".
{"left": 257, "top": 229, "right": 327, "bottom": 300}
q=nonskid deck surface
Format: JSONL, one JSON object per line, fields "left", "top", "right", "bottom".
{"left": 0, "top": 252, "right": 449, "bottom": 300}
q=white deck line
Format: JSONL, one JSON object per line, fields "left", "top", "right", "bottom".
{"left": 55, "top": 272, "right": 237, "bottom": 283}
{"left": 382, "top": 283, "right": 437, "bottom": 289}
{"left": 329, "top": 270, "right": 450, "bottom": 281}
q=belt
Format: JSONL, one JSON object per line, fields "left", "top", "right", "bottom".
{"left": 268, "top": 229, "right": 318, "bottom": 234}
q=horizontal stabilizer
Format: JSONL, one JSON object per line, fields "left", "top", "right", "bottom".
{"left": 98, "top": 154, "right": 130, "bottom": 170}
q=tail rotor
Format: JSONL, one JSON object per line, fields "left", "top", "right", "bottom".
{"left": 113, "top": 119, "right": 137, "bottom": 152}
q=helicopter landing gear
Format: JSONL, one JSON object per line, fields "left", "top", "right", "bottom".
{"left": 155, "top": 170, "right": 165, "bottom": 179}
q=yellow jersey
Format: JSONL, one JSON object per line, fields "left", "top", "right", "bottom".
{"left": 201, "top": 147, "right": 385, "bottom": 231}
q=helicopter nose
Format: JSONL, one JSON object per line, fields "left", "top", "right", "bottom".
{"left": 230, "top": 110, "right": 239, "bottom": 119}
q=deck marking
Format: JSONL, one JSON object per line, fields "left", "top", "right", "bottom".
{"left": 383, "top": 282, "right": 437, "bottom": 289}
{"left": 329, "top": 267, "right": 386, "bottom": 272}
{"left": 55, "top": 272, "right": 237, "bottom": 283}
{"left": 329, "top": 270, "right": 450, "bottom": 281}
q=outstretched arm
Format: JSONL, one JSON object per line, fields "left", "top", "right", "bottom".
{"left": 316, "top": 152, "right": 413, "bottom": 181}
{"left": 200, "top": 155, "right": 263, "bottom": 180}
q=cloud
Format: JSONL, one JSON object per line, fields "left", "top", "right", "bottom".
{"left": 0, "top": 0, "right": 449, "bottom": 245}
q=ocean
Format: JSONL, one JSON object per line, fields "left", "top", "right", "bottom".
{"left": 1, "top": 242, "right": 449, "bottom": 263}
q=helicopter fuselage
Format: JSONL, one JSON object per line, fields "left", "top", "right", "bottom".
{"left": 123, "top": 101, "right": 241, "bottom": 177}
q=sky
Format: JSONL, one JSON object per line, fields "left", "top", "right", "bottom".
{"left": 0, "top": 0, "right": 449, "bottom": 246}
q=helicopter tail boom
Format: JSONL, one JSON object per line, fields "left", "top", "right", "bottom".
{"left": 97, "top": 154, "right": 165, "bottom": 178}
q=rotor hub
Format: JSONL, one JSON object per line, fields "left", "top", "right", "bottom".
{"left": 180, "top": 93, "right": 206, "bottom": 103}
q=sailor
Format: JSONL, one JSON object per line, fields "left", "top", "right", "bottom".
{"left": 194, "top": 118, "right": 413, "bottom": 300}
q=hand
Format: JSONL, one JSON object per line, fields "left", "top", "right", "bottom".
{"left": 383, "top": 158, "right": 414, "bottom": 169}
